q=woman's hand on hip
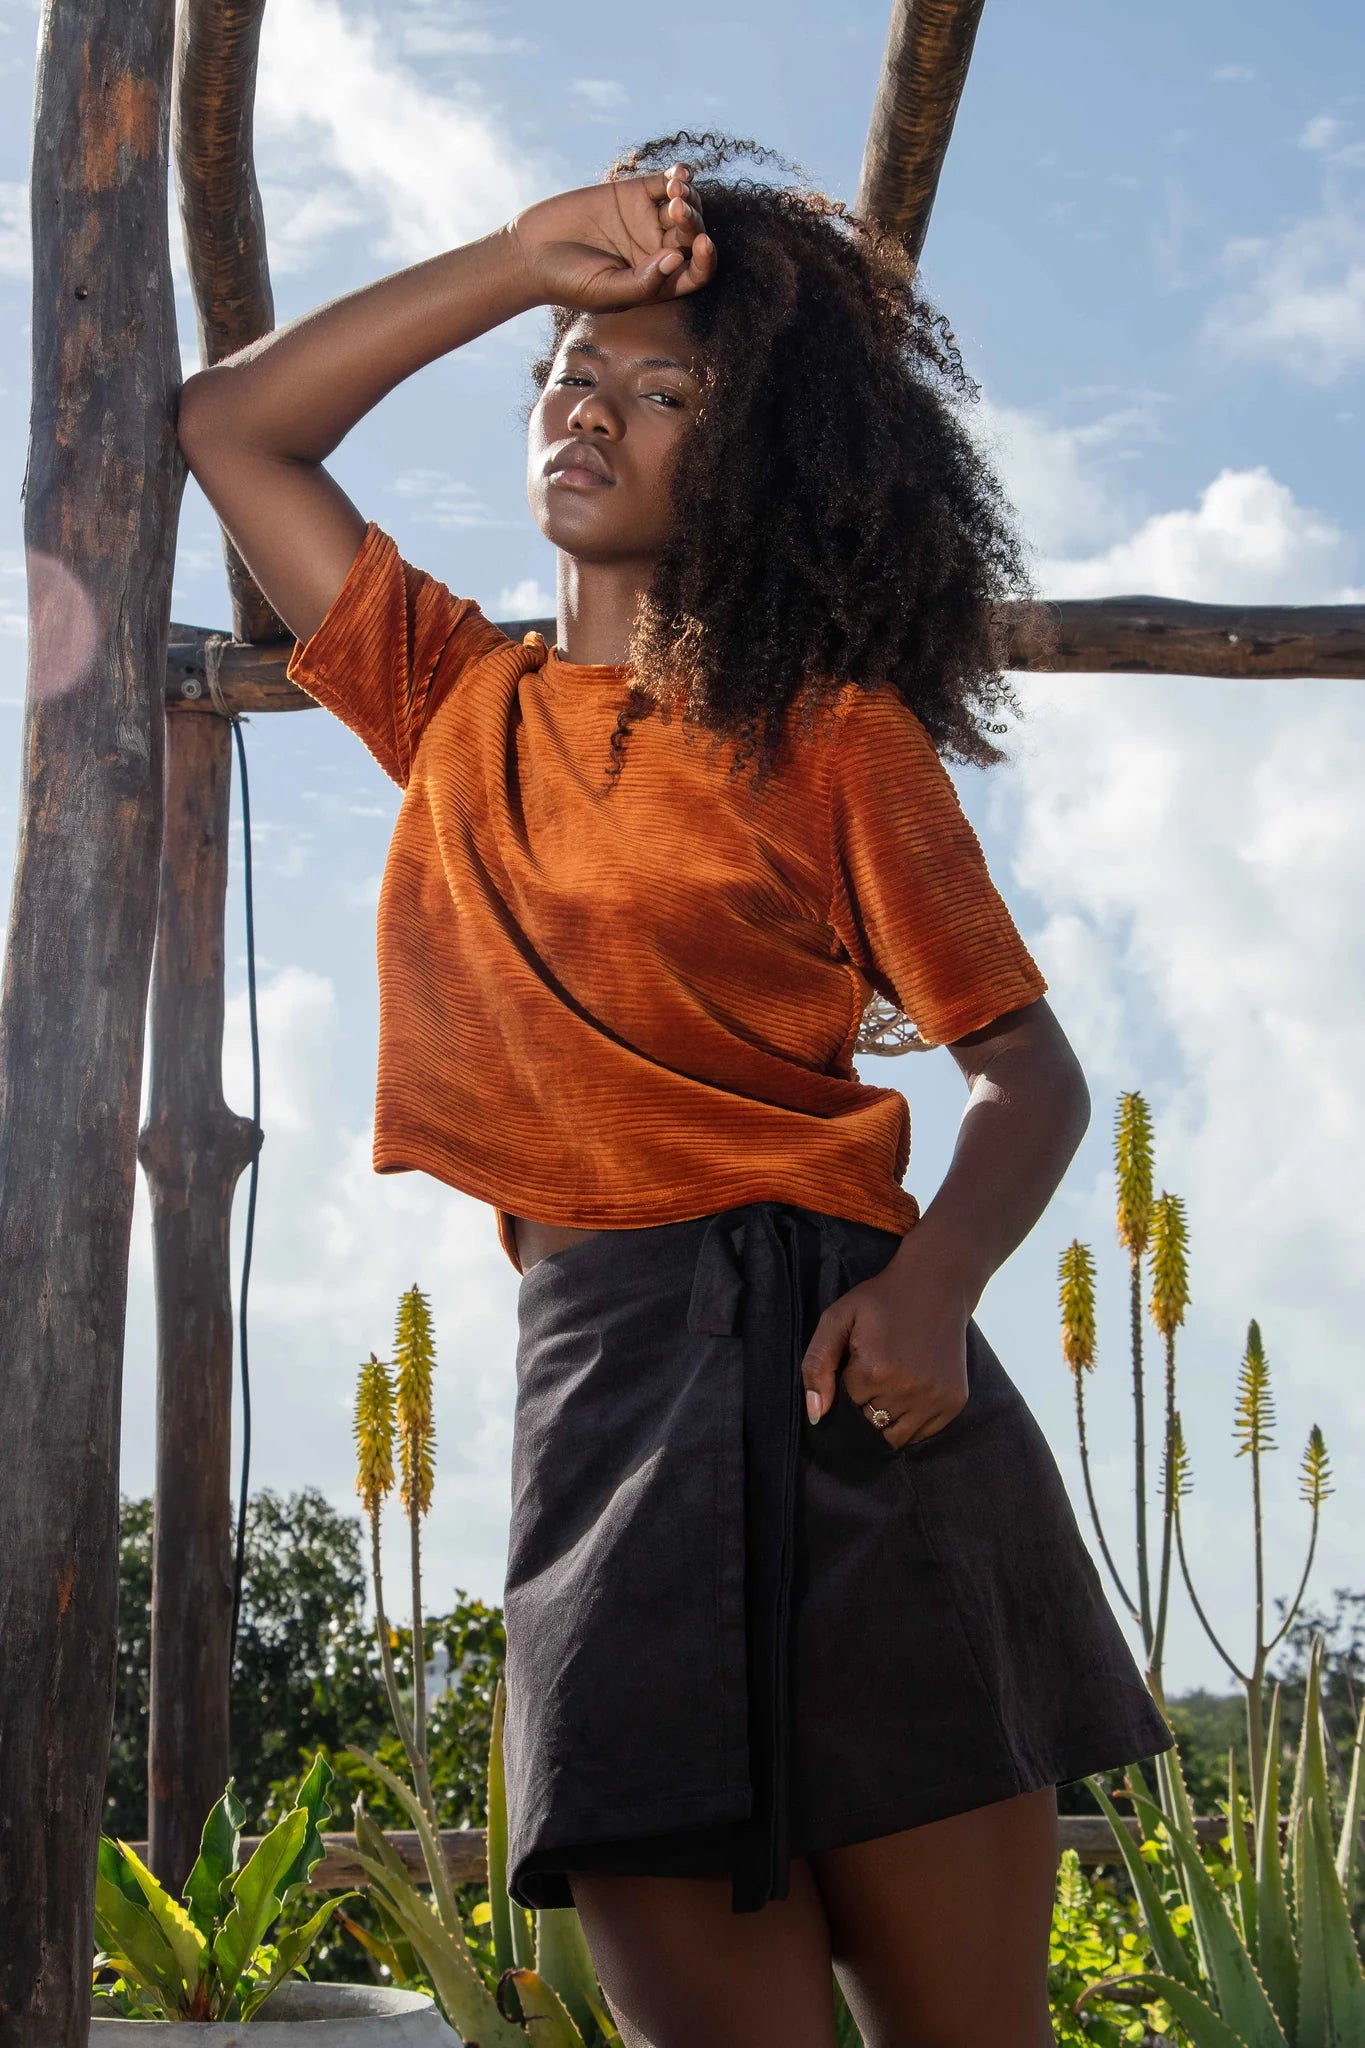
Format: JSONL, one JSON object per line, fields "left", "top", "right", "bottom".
{"left": 508, "top": 162, "right": 716, "bottom": 311}
{"left": 799, "top": 1227, "right": 980, "bottom": 1451}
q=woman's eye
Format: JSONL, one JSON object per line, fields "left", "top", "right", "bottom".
{"left": 646, "top": 392, "right": 685, "bottom": 409}
{"left": 555, "top": 374, "right": 592, "bottom": 388}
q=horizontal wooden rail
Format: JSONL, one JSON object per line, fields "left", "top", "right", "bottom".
{"left": 165, "top": 598, "right": 1365, "bottom": 718}
{"left": 123, "top": 1812, "right": 1251, "bottom": 1888}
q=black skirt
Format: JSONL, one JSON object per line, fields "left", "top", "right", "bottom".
{"left": 501, "top": 1201, "right": 1174, "bottom": 1914}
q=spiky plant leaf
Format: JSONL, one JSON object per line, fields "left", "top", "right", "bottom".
{"left": 1115, "top": 1092, "right": 1154, "bottom": 1256}
{"left": 1335, "top": 1693, "right": 1365, "bottom": 1895}
{"left": 1227, "top": 1746, "right": 1259, "bottom": 1960}
{"left": 501, "top": 1967, "right": 586, "bottom": 2046}
{"left": 349, "top": 1849, "right": 525, "bottom": 2048}
{"left": 1149, "top": 1191, "right": 1190, "bottom": 1339}
{"left": 1297, "top": 1791, "right": 1365, "bottom": 2047}
{"left": 1157, "top": 1812, "right": 1290, "bottom": 2045}
{"left": 1255, "top": 1684, "right": 1299, "bottom": 2040}
{"left": 536, "top": 1907, "right": 612, "bottom": 2043}
{"left": 1059, "top": 1240, "right": 1097, "bottom": 1375}
{"left": 1082, "top": 1774, "right": 1200, "bottom": 1987}
{"left": 1233, "top": 1322, "right": 1277, "bottom": 1461}
{"left": 486, "top": 1677, "right": 535, "bottom": 1974}
{"left": 1081, "top": 1970, "right": 1274, "bottom": 2047}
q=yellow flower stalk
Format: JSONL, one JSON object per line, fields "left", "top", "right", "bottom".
{"left": 353, "top": 1352, "right": 395, "bottom": 1518}
{"left": 394, "top": 1283, "right": 437, "bottom": 1519}
{"left": 1233, "top": 1319, "right": 1277, "bottom": 1461}
{"left": 1300, "top": 1423, "right": 1333, "bottom": 1510}
{"left": 1166, "top": 1409, "right": 1193, "bottom": 1505}
{"left": 1114, "top": 1091, "right": 1154, "bottom": 1256}
{"left": 1059, "top": 1240, "right": 1097, "bottom": 1376}
{"left": 1148, "top": 1191, "right": 1190, "bottom": 1340}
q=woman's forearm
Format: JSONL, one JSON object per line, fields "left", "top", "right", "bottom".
{"left": 898, "top": 1042, "right": 1091, "bottom": 1310}
{"left": 177, "top": 223, "right": 539, "bottom": 462}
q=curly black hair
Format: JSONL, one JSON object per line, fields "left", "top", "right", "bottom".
{"left": 528, "top": 132, "right": 1033, "bottom": 789}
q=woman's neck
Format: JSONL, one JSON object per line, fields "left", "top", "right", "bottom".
{"left": 554, "top": 554, "right": 655, "bottom": 665}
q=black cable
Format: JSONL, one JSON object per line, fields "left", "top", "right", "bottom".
{"left": 226, "top": 706, "right": 263, "bottom": 1670}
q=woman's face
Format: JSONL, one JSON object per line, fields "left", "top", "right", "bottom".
{"left": 527, "top": 300, "right": 703, "bottom": 565}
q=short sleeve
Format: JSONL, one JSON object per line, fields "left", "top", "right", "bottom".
{"left": 826, "top": 689, "right": 1048, "bottom": 1048}
{"left": 285, "top": 521, "right": 510, "bottom": 788}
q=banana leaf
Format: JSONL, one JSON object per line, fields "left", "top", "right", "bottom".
{"left": 1255, "top": 1684, "right": 1298, "bottom": 2040}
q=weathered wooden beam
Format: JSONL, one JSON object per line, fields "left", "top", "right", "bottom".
{"left": 135, "top": 709, "right": 259, "bottom": 1894}
{"left": 162, "top": 598, "right": 1365, "bottom": 717}
{"left": 1006, "top": 596, "right": 1365, "bottom": 681}
{"left": 856, "top": 0, "right": 987, "bottom": 262}
{"left": 172, "top": 0, "right": 281, "bottom": 644}
{"left": 0, "top": 0, "right": 183, "bottom": 2037}
{"left": 122, "top": 1811, "right": 1247, "bottom": 1890}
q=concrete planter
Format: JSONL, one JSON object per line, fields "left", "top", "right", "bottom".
{"left": 89, "top": 1982, "right": 459, "bottom": 2042}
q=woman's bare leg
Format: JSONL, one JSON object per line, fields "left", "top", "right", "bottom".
{"left": 568, "top": 1863, "right": 840, "bottom": 2048}
{"left": 811, "top": 1786, "right": 1060, "bottom": 2048}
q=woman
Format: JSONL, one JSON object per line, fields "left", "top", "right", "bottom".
{"left": 178, "top": 133, "right": 1173, "bottom": 2048}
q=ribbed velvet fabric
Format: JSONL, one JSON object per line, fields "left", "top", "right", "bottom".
{"left": 285, "top": 521, "right": 1048, "bottom": 1272}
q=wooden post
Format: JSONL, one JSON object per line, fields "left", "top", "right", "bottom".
{"left": 0, "top": 0, "right": 182, "bottom": 2038}
{"left": 857, "top": 0, "right": 988, "bottom": 261}
{"left": 136, "top": 709, "right": 259, "bottom": 1892}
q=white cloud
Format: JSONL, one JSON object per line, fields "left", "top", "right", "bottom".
{"left": 383, "top": 468, "right": 502, "bottom": 530}
{"left": 1035, "top": 466, "right": 1352, "bottom": 602}
{"left": 570, "top": 78, "right": 628, "bottom": 111}
{"left": 0, "top": 179, "right": 25, "bottom": 277}
{"left": 1300, "top": 114, "right": 1347, "bottom": 153}
{"left": 401, "top": 24, "right": 535, "bottom": 57}
{"left": 975, "top": 395, "right": 1166, "bottom": 560}
{"left": 253, "top": 0, "right": 546, "bottom": 270}
{"left": 495, "top": 576, "right": 553, "bottom": 616}
{"left": 1211, "top": 63, "right": 1256, "bottom": 84}
{"left": 1204, "top": 205, "right": 1365, "bottom": 383}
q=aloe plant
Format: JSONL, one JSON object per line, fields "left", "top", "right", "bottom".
{"left": 91, "top": 1752, "right": 355, "bottom": 2021}
{"left": 1074, "top": 1633, "right": 1365, "bottom": 2044}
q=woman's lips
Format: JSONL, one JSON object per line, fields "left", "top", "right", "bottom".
{"left": 548, "top": 465, "right": 615, "bottom": 489}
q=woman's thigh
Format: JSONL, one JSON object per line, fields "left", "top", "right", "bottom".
{"left": 568, "top": 1862, "right": 840, "bottom": 2048}
{"left": 811, "top": 1786, "right": 1060, "bottom": 2048}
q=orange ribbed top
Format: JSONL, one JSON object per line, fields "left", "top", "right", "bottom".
{"left": 285, "top": 522, "right": 1048, "bottom": 1272}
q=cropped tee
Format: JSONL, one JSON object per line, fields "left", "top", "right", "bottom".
{"left": 285, "top": 521, "right": 1048, "bottom": 1273}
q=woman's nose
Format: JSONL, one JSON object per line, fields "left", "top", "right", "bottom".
{"left": 566, "top": 388, "right": 623, "bottom": 438}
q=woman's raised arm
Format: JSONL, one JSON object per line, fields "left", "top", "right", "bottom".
{"left": 175, "top": 167, "right": 713, "bottom": 644}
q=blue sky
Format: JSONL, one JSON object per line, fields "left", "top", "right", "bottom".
{"left": 1, "top": 0, "right": 1362, "bottom": 1697}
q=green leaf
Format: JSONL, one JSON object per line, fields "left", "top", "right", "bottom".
{"left": 487, "top": 1680, "right": 517, "bottom": 1977}
{"left": 210, "top": 1806, "right": 308, "bottom": 2005}
{"left": 1083, "top": 1776, "right": 1200, "bottom": 1989}
{"left": 1335, "top": 1693, "right": 1365, "bottom": 1897}
{"left": 348, "top": 1848, "right": 526, "bottom": 2048}
{"left": 345, "top": 1743, "right": 462, "bottom": 1937}
{"left": 502, "top": 1967, "right": 586, "bottom": 2045}
{"left": 1227, "top": 1747, "right": 1258, "bottom": 1961}
{"left": 181, "top": 1782, "right": 246, "bottom": 1939}
{"left": 274, "top": 1751, "right": 335, "bottom": 1901}
{"left": 237, "top": 1891, "right": 358, "bottom": 2021}
{"left": 1296, "top": 1793, "right": 1365, "bottom": 2048}
{"left": 93, "top": 1866, "right": 184, "bottom": 2015}
{"left": 1158, "top": 1820, "right": 1289, "bottom": 2045}
{"left": 1083, "top": 1970, "right": 1258, "bottom": 2047}
{"left": 536, "top": 1906, "right": 611, "bottom": 2043}
{"left": 1255, "top": 1684, "right": 1298, "bottom": 2040}
{"left": 111, "top": 1839, "right": 207, "bottom": 2005}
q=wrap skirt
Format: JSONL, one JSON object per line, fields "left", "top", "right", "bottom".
{"left": 502, "top": 1201, "right": 1174, "bottom": 1914}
